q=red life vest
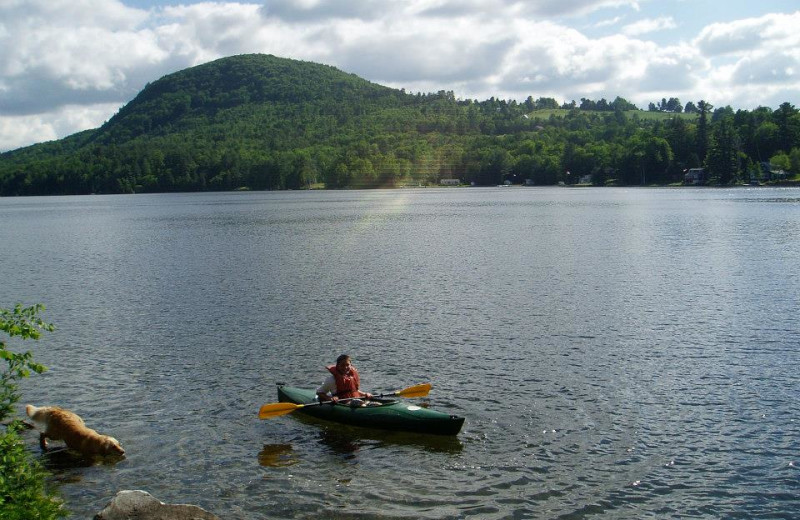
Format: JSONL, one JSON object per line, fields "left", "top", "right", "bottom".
{"left": 327, "top": 364, "right": 363, "bottom": 399}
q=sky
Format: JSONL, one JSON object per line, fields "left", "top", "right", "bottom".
{"left": 1, "top": 0, "right": 798, "bottom": 152}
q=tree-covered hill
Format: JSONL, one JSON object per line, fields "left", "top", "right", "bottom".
{"left": 1, "top": 53, "right": 798, "bottom": 195}
{"left": 95, "top": 54, "right": 404, "bottom": 143}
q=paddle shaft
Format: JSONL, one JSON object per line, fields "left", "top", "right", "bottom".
{"left": 258, "top": 397, "right": 360, "bottom": 419}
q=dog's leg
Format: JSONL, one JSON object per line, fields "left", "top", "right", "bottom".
{"left": 39, "top": 433, "right": 49, "bottom": 451}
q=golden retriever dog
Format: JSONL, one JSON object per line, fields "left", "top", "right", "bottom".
{"left": 26, "top": 404, "right": 125, "bottom": 457}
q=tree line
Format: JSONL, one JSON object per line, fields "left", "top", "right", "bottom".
{"left": 1, "top": 54, "right": 798, "bottom": 195}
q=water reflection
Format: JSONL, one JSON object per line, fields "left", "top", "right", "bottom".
{"left": 257, "top": 443, "right": 299, "bottom": 468}
{"left": 312, "top": 423, "right": 465, "bottom": 456}
{"left": 317, "top": 429, "right": 361, "bottom": 458}
{"left": 38, "top": 446, "right": 125, "bottom": 471}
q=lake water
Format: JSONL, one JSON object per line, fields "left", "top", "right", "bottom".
{"left": 1, "top": 187, "right": 798, "bottom": 519}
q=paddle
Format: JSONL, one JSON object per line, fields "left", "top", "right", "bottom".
{"left": 376, "top": 382, "right": 431, "bottom": 399}
{"left": 258, "top": 383, "right": 431, "bottom": 419}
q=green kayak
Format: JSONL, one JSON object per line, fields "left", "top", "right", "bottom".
{"left": 276, "top": 385, "right": 465, "bottom": 436}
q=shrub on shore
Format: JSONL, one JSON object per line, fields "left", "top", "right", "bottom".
{"left": 0, "top": 304, "right": 65, "bottom": 519}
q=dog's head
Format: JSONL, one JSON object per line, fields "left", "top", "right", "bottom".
{"left": 25, "top": 404, "right": 53, "bottom": 422}
{"left": 101, "top": 435, "right": 125, "bottom": 456}
{"left": 26, "top": 404, "right": 40, "bottom": 419}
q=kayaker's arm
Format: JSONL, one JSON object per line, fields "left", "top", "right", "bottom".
{"left": 316, "top": 374, "right": 337, "bottom": 401}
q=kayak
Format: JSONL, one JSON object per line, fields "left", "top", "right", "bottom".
{"left": 276, "top": 385, "right": 465, "bottom": 436}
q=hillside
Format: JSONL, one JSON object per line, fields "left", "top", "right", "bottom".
{"left": 1, "top": 54, "right": 797, "bottom": 194}
{"left": 1, "top": 54, "right": 467, "bottom": 193}
{"left": 95, "top": 54, "right": 403, "bottom": 143}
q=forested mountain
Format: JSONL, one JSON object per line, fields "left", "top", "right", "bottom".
{"left": 1, "top": 53, "right": 799, "bottom": 195}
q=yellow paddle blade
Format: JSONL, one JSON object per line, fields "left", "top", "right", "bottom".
{"left": 258, "top": 402, "right": 304, "bottom": 419}
{"left": 394, "top": 383, "right": 431, "bottom": 398}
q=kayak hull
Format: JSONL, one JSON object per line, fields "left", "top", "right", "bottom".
{"left": 277, "top": 385, "right": 464, "bottom": 436}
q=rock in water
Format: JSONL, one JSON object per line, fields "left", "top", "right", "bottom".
{"left": 94, "top": 490, "right": 219, "bottom": 520}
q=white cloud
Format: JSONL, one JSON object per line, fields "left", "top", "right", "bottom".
{"left": 0, "top": 103, "right": 120, "bottom": 152}
{"left": 622, "top": 16, "right": 676, "bottom": 36}
{"left": 594, "top": 16, "right": 624, "bottom": 28}
{"left": 503, "top": 25, "right": 630, "bottom": 92}
{"left": 375, "top": 0, "right": 640, "bottom": 20}
{"left": 259, "top": 0, "right": 388, "bottom": 22}
{"left": 695, "top": 11, "right": 800, "bottom": 57}
{"left": 518, "top": 0, "right": 640, "bottom": 18}
{"left": 691, "top": 11, "right": 800, "bottom": 107}
{"left": 1, "top": 0, "right": 147, "bottom": 31}
{"left": 155, "top": 3, "right": 267, "bottom": 59}
{"left": 0, "top": 0, "right": 175, "bottom": 116}
{"left": 731, "top": 52, "right": 798, "bottom": 86}
{"left": 328, "top": 15, "right": 515, "bottom": 84}
{"left": 636, "top": 45, "right": 706, "bottom": 94}
{"left": 0, "top": 115, "right": 58, "bottom": 152}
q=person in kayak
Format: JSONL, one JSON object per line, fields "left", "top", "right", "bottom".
{"left": 316, "top": 354, "right": 373, "bottom": 404}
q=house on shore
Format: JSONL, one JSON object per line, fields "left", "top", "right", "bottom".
{"left": 684, "top": 168, "right": 708, "bottom": 185}
{"left": 758, "top": 162, "right": 789, "bottom": 182}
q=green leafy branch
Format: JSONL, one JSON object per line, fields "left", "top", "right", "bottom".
{"left": 0, "top": 304, "right": 53, "bottom": 423}
{"left": 0, "top": 304, "right": 64, "bottom": 519}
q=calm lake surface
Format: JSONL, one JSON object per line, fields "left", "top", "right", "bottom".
{"left": 1, "top": 187, "right": 798, "bottom": 519}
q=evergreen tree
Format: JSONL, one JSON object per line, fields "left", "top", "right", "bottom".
{"left": 697, "top": 100, "right": 713, "bottom": 165}
{"left": 706, "top": 117, "right": 740, "bottom": 184}
{"left": 774, "top": 102, "right": 799, "bottom": 153}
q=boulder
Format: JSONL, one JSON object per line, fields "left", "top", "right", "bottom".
{"left": 94, "top": 490, "right": 219, "bottom": 520}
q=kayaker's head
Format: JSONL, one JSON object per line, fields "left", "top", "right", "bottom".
{"left": 335, "top": 354, "right": 352, "bottom": 374}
